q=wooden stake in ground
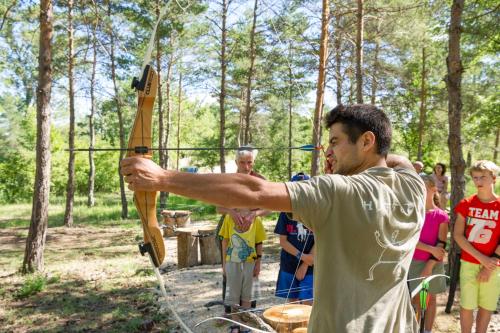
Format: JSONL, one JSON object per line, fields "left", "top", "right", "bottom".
{"left": 198, "top": 226, "right": 221, "bottom": 265}
{"left": 177, "top": 227, "right": 199, "bottom": 268}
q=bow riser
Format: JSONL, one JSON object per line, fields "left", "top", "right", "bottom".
{"left": 127, "top": 65, "right": 166, "bottom": 267}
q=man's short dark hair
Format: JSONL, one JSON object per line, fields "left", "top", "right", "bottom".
{"left": 324, "top": 104, "right": 392, "bottom": 156}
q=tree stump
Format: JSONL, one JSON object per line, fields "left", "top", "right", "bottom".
{"left": 176, "top": 227, "right": 198, "bottom": 268}
{"left": 198, "top": 226, "right": 221, "bottom": 265}
{"left": 161, "top": 210, "right": 191, "bottom": 237}
{"left": 292, "top": 328, "right": 308, "bottom": 333}
{"left": 263, "top": 304, "right": 311, "bottom": 333}
{"left": 173, "top": 210, "right": 191, "bottom": 227}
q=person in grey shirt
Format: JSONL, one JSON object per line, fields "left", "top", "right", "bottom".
{"left": 121, "top": 104, "right": 425, "bottom": 333}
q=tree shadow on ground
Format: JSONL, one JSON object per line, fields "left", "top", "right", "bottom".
{"left": 3, "top": 278, "right": 176, "bottom": 333}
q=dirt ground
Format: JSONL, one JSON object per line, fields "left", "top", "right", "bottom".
{"left": 1, "top": 220, "right": 498, "bottom": 332}
{"left": 158, "top": 221, "right": 499, "bottom": 333}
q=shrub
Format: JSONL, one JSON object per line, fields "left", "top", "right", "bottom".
{"left": 15, "top": 274, "right": 47, "bottom": 299}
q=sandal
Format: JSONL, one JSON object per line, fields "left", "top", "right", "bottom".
{"left": 229, "top": 325, "right": 240, "bottom": 333}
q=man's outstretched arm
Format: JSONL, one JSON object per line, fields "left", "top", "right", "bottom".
{"left": 120, "top": 157, "right": 292, "bottom": 212}
{"left": 386, "top": 154, "right": 414, "bottom": 170}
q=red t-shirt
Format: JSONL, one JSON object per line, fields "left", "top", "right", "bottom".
{"left": 455, "top": 195, "right": 500, "bottom": 264}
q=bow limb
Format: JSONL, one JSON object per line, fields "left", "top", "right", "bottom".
{"left": 410, "top": 274, "right": 449, "bottom": 299}
{"left": 127, "top": 65, "right": 165, "bottom": 267}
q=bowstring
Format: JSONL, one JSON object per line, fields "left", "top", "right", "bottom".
{"left": 221, "top": 297, "right": 314, "bottom": 318}
{"left": 242, "top": 0, "right": 322, "bottom": 310}
{"left": 141, "top": 4, "right": 169, "bottom": 75}
{"left": 246, "top": 15, "right": 325, "bottom": 311}
{"left": 135, "top": 0, "right": 171, "bottom": 264}
{"left": 141, "top": 0, "right": 319, "bottom": 330}
{"left": 260, "top": 0, "right": 315, "bottom": 129}
{"left": 275, "top": 224, "right": 313, "bottom": 329}
{"left": 134, "top": 3, "right": 198, "bottom": 332}
{"left": 137, "top": 0, "right": 189, "bottom": 267}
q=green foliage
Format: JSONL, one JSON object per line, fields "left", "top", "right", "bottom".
{"left": 0, "top": 193, "right": 217, "bottom": 229}
{"left": 0, "top": 97, "right": 37, "bottom": 203}
{"left": 15, "top": 274, "right": 47, "bottom": 299}
{"left": 47, "top": 275, "right": 61, "bottom": 284}
{"left": 0, "top": 152, "right": 35, "bottom": 203}
{"left": 134, "top": 268, "right": 153, "bottom": 277}
{"left": 0, "top": 0, "right": 498, "bottom": 205}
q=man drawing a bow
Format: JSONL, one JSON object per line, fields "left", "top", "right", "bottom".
{"left": 121, "top": 104, "right": 425, "bottom": 333}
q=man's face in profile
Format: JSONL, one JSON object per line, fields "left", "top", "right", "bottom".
{"left": 326, "top": 123, "right": 364, "bottom": 176}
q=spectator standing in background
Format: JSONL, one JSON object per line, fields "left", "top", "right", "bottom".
{"left": 432, "top": 163, "right": 449, "bottom": 209}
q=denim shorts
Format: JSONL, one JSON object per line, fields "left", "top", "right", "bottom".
{"left": 275, "top": 270, "right": 313, "bottom": 301}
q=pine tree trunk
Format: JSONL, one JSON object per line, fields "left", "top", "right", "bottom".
{"left": 108, "top": 1, "right": 127, "bottom": 218}
{"left": 160, "top": 37, "right": 174, "bottom": 207}
{"left": 156, "top": 0, "right": 166, "bottom": 209}
{"left": 238, "top": 90, "right": 245, "bottom": 146}
{"left": 243, "top": 0, "right": 259, "bottom": 145}
{"left": 87, "top": 8, "right": 97, "bottom": 208}
{"left": 23, "top": 0, "right": 53, "bottom": 274}
{"left": 287, "top": 43, "right": 293, "bottom": 180}
{"left": 311, "top": 0, "right": 329, "bottom": 176}
{"left": 176, "top": 71, "right": 182, "bottom": 170}
{"left": 219, "top": 0, "right": 229, "bottom": 173}
{"left": 417, "top": 47, "right": 427, "bottom": 161}
{"left": 370, "top": 19, "right": 380, "bottom": 105}
{"left": 355, "top": 0, "right": 364, "bottom": 103}
{"left": 63, "top": 0, "right": 75, "bottom": 227}
{"left": 348, "top": 68, "right": 354, "bottom": 104}
{"left": 494, "top": 128, "right": 499, "bottom": 163}
{"left": 445, "top": 0, "right": 466, "bottom": 314}
{"left": 334, "top": 12, "right": 342, "bottom": 106}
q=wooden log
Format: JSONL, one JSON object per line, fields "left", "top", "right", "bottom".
{"left": 263, "top": 304, "right": 311, "bottom": 333}
{"left": 173, "top": 210, "right": 191, "bottom": 228}
{"left": 176, "top": 227, "right": 198, "bottom": 268}
{"left": 162, "top": 215, "right": 176, "bottom": 237}
{"left": 198, "top": 226, "right": 221, "bottom": 265}
{"left": 160, "top": 210, "right": 192, "bottom": 237}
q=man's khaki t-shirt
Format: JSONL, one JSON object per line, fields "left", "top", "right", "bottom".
{"left": 285, "top": 167, "right": 425, "bottom": 333}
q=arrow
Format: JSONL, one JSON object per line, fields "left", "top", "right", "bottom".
{"left": 67, "top": 144, "right": 322, "bottom": 154}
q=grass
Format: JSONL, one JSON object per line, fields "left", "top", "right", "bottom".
{"left": 0, "top": 193, "right": 220, "bottom": 332}
{"left": 14, "top": 274, "right": 48, "bottom": 299}
{"left": 0, "top": 193, "right": 218, "bottom": 229}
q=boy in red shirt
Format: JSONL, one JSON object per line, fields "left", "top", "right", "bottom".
{"left": 454, "top": 160, "right": 500, "bottom": 333}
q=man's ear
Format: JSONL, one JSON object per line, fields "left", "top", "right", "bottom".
{"left": 360, "top": 131, "right": 376, "bottom": 152}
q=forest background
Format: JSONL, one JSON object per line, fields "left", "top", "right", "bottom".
{"left": 0, "top": 0, "right": 498, "bottom": 207}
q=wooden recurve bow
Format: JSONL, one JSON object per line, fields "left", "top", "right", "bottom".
{"left": 127, "top": 64, "right": 165, "bottom": 267}
{"left": 128, "top": 64, "right": 193, "bottom": 333}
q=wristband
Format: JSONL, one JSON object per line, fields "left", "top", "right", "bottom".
{"left": 430, "top": 255, "right": 439, "bottom": 261}
{"left": 436, "top": 240, "right": 447, "bottom": 247}
{"left": 296, "top": 251, "right": 302, "bottom": 260}
{"left": 493, "top": 253, "right": 500, "bottom": 259}
{"left": 256, "top": 254, "right": 262, "bottom": 259}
